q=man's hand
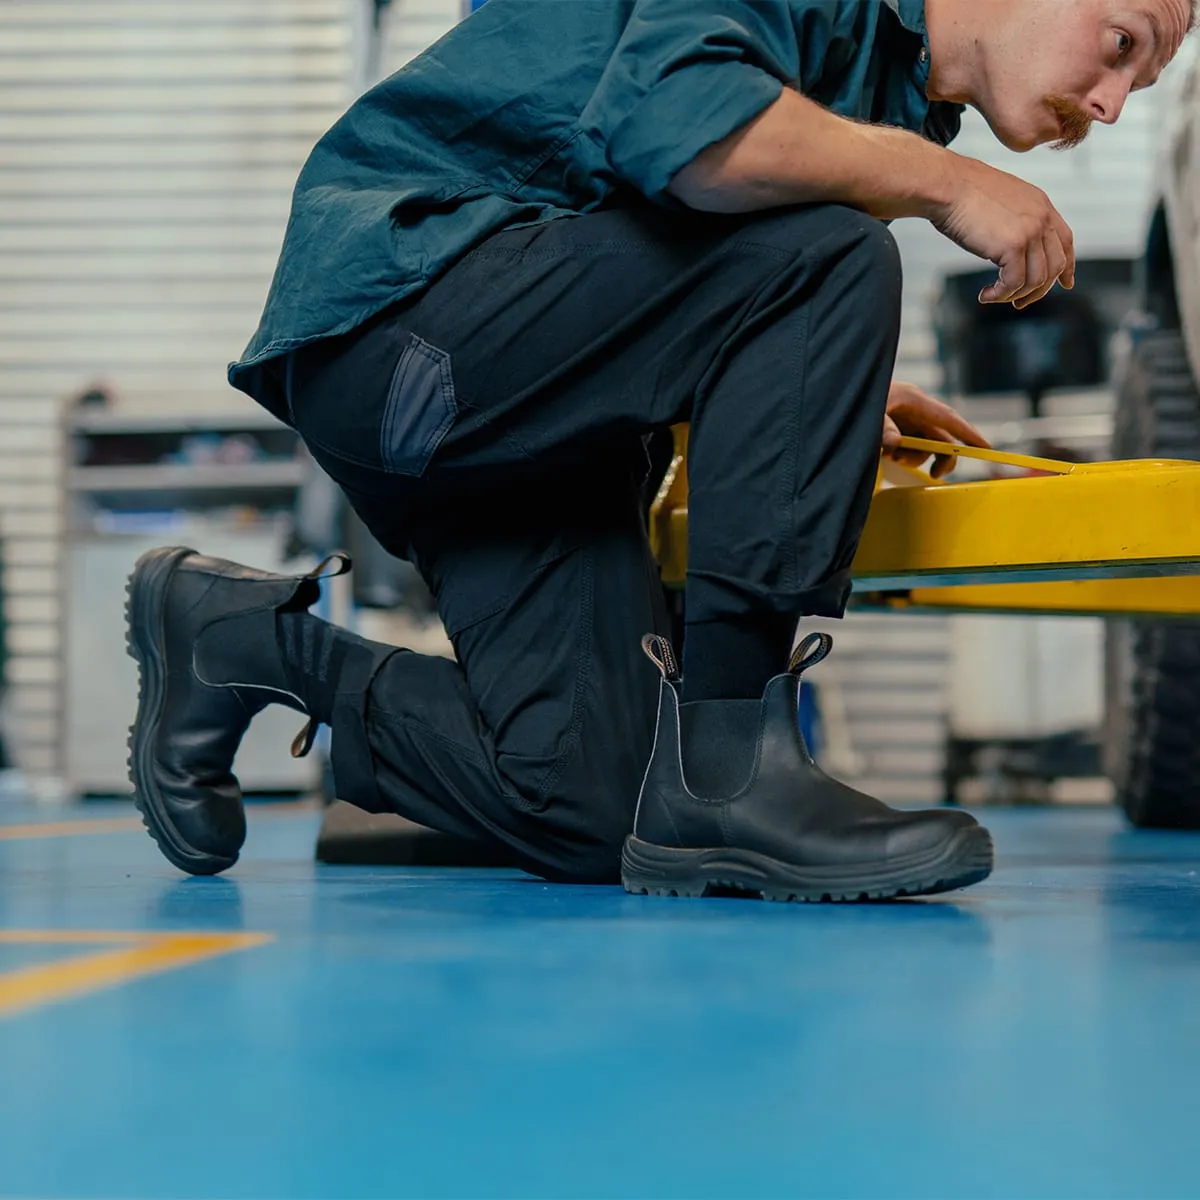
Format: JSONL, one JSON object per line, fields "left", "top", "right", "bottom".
{"left": 883, "top": 382, "right": 990, "bottom": 478}
{"left": 668, "top": 92, "right": 1074, "bottom": 316}
{"left": 931, "top": 155, "right": 1076, "bottom": 309}
{"left": 672, "top": 94, "right": 1075, "bottom": 316}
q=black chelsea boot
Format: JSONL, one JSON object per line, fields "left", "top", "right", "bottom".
{"left": 622, "top": 632, "right": 994, "bottom": 902}
{"left": 125, "top": 545, "right": 349, "bottom": 876}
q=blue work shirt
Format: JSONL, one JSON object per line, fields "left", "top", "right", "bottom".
{"left": 230, "top": 0, "right": 963, "bottom": 411}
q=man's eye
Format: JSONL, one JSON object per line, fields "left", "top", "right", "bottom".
{"left": 1116, "top": 31, "right": 1133, "bottom": 59}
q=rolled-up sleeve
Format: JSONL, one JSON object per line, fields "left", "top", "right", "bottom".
{"left": 579, "top": 0, "right": 819, "bottom": 205}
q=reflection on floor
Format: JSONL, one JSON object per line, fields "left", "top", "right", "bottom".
{"left": 1, "top": 796, "right": 1199, "bottom": 1200}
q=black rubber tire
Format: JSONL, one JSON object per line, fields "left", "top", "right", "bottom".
{"left": 1105, "top": 329, "right": 1200, "bottom": 828}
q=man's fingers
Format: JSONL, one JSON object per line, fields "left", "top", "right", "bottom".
{"left": 1014, "top": 237, "right": 1049, "bottom": 305}
{"left": 927, "top": 407, "right": 990, "bottom": 449}
{"left": 979, "top": 258, "right": 1025, "bottom": 304}
{"left": 982, "top": 209, "right": 1077, "bottom": 306}
{"left": 1015, "top": 232, "right": 1069, "bottom": 309}
{"left": 1053, "top": 212, "right": 1076, "bottom": 288}
{"left": 884, "top": 384, "right": 991, "bottom": 476}
{"left": 881, "top": 412, "right": 902, "bottom": 448}
{"left": 896, "top": 392, "right": 991, "bottom": 449}
{"left": 928, "top": 426, "right": 959, "bottom": 477}
{"left": 1048, "top": 230, "right": 1070, "bottom": 293}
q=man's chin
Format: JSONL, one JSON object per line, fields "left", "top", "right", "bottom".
{"left": 978, "top": 109, "right": 1042, "bottom": 153}
{"left": 993, "top": 125, "right": 1043, "bottom": 153}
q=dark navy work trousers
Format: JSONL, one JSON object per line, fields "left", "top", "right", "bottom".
{"left": 276, "top": 201, "right": 902, "bottom": 882}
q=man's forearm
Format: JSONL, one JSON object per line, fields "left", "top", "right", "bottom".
{"left": 668, "top": 88, "right": 958, "bottom": 220}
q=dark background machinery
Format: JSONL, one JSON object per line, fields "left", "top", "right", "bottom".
{"left": 935, "top": 253, "right": 1200, "bottom": 827}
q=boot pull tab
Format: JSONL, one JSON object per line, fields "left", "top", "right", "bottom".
{"left": 290, "top": 717, "right": 318, "bottom": 759}
{"left": 788, "top": 632, "right": 833, "bottom": 677}
{"left": 641, "top": 633, "right": 682, "bottom": 684}
{"left": 305, "top": 552, "right": 352, "bottom": 581}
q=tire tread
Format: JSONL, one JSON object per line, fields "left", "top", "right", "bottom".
{"left": 1107, "top": 330, "right": 1200, "bottom": 828}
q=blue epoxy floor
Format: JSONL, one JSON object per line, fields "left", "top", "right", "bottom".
{"left": 3, "top": 800, "right": 1200, "bottom": 1199}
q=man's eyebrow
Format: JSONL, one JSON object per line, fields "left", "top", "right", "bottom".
{"left": 1129, "top": 8, "right": 1170, "bottom": 88}
{"left": 1145, "top": 9, "right": 1164, "bottom": 61}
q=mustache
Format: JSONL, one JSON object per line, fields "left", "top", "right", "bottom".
{"left": 1047, "top": 95, "right": 1092, "bottom": 150}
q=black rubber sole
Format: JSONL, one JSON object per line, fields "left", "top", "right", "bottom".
{"left": 125, "top": 545, "right": 237, "bottom": 876}
{"left": 620, "top": 824, "right": 995, "bottom": 903}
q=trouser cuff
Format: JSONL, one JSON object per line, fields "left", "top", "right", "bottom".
{"left": 684, "top": 566, "right": 854, "bottom": 625}
{"left": 328, "top": 643, "right": 402, "bottom": 815}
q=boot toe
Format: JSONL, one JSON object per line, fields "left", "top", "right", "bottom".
{"left": 158, "top": 775, "right": 247, "bottom": 861}
{"left": 133, "top": 761, "right": 246, "bottom": 873}
{"left": 884, "top": 806, "right": 983, "bottom": 860}
{"left": 879, "top": 807, "right": 993, "bottom": 898}
{"left": 126, "top": 546, "right": 266, "bottom": 875}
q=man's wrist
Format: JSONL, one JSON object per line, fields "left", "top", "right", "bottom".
{"left": 846, "top": 124, "right": 961, "bottom": 222}
{"left": 909, "top": 141, "right": 961, "bottom": 222}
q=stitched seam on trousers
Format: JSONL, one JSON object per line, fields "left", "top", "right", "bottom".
{"left": 366, "top": 711, "right": 560, "bottom": 857}
{"left": 452, "top": 395, "right": 537, "bottom": 464}
{"left": 465, "top": 238, "right": 795, "bottom": 265}
{"left": 441, "top": 537, "right": 583, "bottom": 640}
{"left": 784, "top": 302, "right": 812, "bottom": 593}
{"left": 466, "top": 239, "right": 650, "bottom": 260}
{"left": 685, "top": 244, "right": 811, "bottom": 597}
{"left": 298, "top": 424, "right": 396, "bottom": 473}
{"left": 689, "top": 234, "right": 811, "bottom": 414}
{"left": 365, "top": 711, "right": 601, "bottom": 868}
{"left": 367, "top": 705, "right": 489, "bottom": 770}
{"left": 530, "top": 544, "right": 595, "bottom": 811}
{"left": 724, "top": 239, "right": 793, "bottom": 261}
{"left": 411, "top": 337, "right": 459, "bottom": 468}
{"left": 777, "top": 215, "right": 892, "bottom": 591}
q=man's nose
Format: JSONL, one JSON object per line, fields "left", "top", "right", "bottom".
{"left": 1089, "top": 74, "right": 1132, "bottom": 124}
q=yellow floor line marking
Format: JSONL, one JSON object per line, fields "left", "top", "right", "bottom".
{"left": 0, "top": 931, "right": 272, "bottom": 1019}
{"left": 0, "top": 818, "right": 143, "bottom": 840}
{"left": 0, "top": 930, "right": 148, "bottom": 945}
{"left": 0, "top": 801, "right": 318, "bottom": 841}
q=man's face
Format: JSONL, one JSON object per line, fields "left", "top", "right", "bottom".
{"left": 978, "top": 0, "right": 1192, "bottom": 152}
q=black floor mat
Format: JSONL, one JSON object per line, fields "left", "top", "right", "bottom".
{"left": 315, "top": 801, "right": 515, "bottom": 867}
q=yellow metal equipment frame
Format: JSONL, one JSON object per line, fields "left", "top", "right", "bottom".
{"left": 649, "top": 425, "right": 1200, "bottom": 617}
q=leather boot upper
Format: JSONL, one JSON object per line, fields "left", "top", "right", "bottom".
{"left": 144, "top": 554, "right": 321, "bottom": 857}
{"left": 632, "top": 632, "right": 978, "bottom": 867}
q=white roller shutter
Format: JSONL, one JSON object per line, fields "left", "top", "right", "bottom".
{"left": 0, "top": 0, "right": 355, "bottom": 780}
{"left": 375, "top": 0, "right": 460, "bottom": 80}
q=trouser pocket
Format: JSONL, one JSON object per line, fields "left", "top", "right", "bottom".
{"left": 379, "top": 334, "right": 457, "bottom": 474}
{"left": 287, "top": 315, "right": 457, "bottom": 479}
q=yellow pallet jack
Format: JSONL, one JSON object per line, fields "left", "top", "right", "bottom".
{"left": 651, "top": 425, "right": 1200, "bottom": 618}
